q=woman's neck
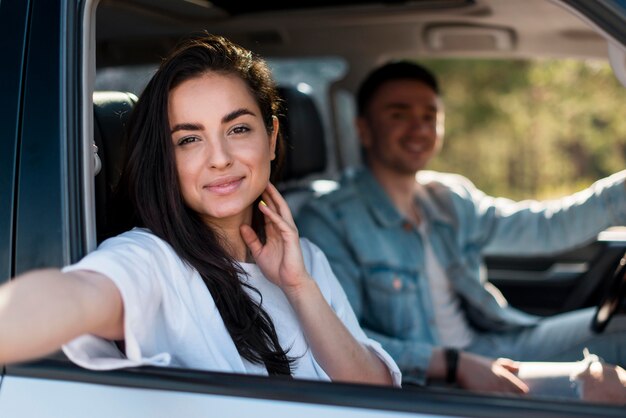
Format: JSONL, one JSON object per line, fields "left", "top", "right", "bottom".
{"left": 205, "top": 209, "right": 253, "bottom": 263}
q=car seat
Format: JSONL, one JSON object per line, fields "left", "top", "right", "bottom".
{"left": 92, "top": 91, "right": 138, "bottom": 244}
{"left": 275, "top": 86, "right": 338, "bottom": 216}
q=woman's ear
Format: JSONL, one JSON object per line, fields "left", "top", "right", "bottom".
{"left": 270, "top": 115, "right": 279, "bottom": 161}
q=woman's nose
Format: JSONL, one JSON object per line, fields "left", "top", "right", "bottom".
{"left": 207, "top": 138, "right": 234, "bottom": 169}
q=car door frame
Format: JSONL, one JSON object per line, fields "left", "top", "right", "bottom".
{"left": 2, "top": 0, "right": 626, "bottom": 417}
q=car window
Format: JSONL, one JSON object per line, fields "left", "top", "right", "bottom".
{"left": 336, "top": 57, "right": 626, "bottom": 201}
{"left": 424, "top": 58, "right": 626, "bottom": 200}
{"left": 95, "top": 64, "right": 156, "bottom": 96}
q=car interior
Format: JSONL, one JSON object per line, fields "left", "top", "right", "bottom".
{"left": 89, "top": 0, "right": 626, "bottom": 313}
{"left": 92, "top": 0, "right": 623, "bottom": 183}
{"left": 82, "top": 0, "right": 626, "bottom": 407}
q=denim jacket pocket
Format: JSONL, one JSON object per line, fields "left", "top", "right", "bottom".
{"left": 362, "top": 269, "right": 423, "bottom": 338}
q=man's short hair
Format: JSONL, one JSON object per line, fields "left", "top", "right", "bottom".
{"left": 356, "top": 61, "right": 440, "bottom": 116}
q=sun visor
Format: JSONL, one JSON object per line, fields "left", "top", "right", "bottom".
{"left": 424, "top": 24, "right": 515, "bottom": 52}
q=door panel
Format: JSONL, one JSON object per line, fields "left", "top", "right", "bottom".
{"left": 2, "top": 360, "right": 620, "bottom": 418}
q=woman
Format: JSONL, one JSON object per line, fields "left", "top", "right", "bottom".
{"left": 0, "top": 33, "right": 400, "bottom": 386}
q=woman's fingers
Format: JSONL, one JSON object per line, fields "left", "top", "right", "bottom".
{"left": 258, "top": 199, "right": 294, "bottom": 234}
{"left": 240, "top": 224, "right": 263, "bottom": 257}
{"left": 263, "top": 183, "right": 296, "bottom": 225}
{"left": 260, "top": 191, "right": 278, "bottom": 212}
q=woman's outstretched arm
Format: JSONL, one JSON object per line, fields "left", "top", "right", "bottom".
{"left": 0, "top": 268, "right": 124, "bottom": 364}
{"left": 241, "top": 183, "right": 394, "bottom": 386}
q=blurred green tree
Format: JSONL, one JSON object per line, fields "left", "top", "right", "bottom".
{"left": 420, "top": 59, "right": 626, "bottom": 200}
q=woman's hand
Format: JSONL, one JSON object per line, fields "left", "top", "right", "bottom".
{"left": 240, "top": 183, "right": 311, "bottom": 295}
{"left": 242, "top": 183, "right": 395, "bottom": 386}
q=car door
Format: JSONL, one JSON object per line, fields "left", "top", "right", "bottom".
{"left": 0, "top": 0, "right": 26, "bottom": 287}
{"left": 0, "top": 0, "right": 29, "bottom": 392}
{"left": 1, "top": 1, "right": 625, "bottom": 417}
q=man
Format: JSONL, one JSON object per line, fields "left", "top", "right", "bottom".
{"left": 296, "top": 61, "right": 626, "bottom": 397}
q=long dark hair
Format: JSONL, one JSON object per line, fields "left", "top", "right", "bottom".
{"left": 113, "top": 32, "right": 293, "bottom": 375}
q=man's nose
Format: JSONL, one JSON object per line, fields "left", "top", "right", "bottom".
{"left": 408, "top": 116, "right": 431, "bottom": 134}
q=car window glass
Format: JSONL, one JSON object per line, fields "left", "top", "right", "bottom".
{"left": 95, "top": 64, "right": 157, "bottom": 96}
{"left": 336, "top": 58, "right": 626, "bottom": 201}
{"left": 423, "top": 58, "right": 626, "bottom": 201}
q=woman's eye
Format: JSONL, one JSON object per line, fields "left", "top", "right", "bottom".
{"left": 230, "top": 125, "right": 251, "bottom": 135}
{"left": 177, "top": 136, "right": 199, "bottom": 146}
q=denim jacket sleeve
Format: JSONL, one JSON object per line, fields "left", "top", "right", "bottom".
{"left": 440, "top": 170, "right": 626, "bottom": 256}
{"left": 297, "top": 199, "right": 434, "bottom": 385}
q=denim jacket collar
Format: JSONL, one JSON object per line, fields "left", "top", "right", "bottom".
{"left": 350, "top": 166, "right": 456, "bottom": 229}
{"left": 414, "top": 179, "right": 458, "bottom": 228}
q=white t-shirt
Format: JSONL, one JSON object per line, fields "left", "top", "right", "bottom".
{"left": 417, "top": 222, "right": 475, "bottom": 349}
{"left": 61, "top": 228, "right": 401, "bottom": 385}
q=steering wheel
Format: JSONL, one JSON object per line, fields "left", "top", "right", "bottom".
{"left": 591, "top": 251, "right": 626, "bottom": 333}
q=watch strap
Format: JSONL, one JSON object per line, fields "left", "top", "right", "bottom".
{"left": 444, "top": 347, "right": 459, "bottom": 384}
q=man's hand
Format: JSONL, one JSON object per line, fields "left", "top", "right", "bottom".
{"left": 572, "top": 360, "right": 626, "bottom": 405}
{"left": 456, "top": 352, "right": 530, "bottom": 395}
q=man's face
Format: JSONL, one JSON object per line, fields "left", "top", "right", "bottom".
{"left": 358, "top": 79, "right": 444, "bottom": 175}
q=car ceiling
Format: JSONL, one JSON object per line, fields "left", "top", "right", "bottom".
{"left": 95, "top": 0, "right": 608, "bottom": 73}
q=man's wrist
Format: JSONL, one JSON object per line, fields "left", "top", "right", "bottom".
{"left": 444, "top": 347, "right": 459, "bottom": 384}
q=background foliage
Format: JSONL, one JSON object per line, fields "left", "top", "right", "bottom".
{"left": 420, "top": 59, "right": 626, "bottom": 200}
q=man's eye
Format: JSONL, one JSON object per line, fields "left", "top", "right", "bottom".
{"left": 390, "top": 112, "right": 408, "bottom": 120}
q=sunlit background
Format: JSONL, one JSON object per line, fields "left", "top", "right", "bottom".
{"left": 423, "top": 59, "right": 626, "bottom": 201}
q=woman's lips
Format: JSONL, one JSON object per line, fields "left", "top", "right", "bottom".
{"left": 205, "top": 176, "right": 244, "bottom": 195}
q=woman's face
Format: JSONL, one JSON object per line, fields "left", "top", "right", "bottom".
{"left": 168, "top": 72, "right": 278, "bottom": 227}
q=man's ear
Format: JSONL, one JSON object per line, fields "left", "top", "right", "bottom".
{"left": 436, "top": 100, "right": 446, "bottom": 140}
{"left": 270, "top": 115, "right": 279, "bottom": 160}
{"left": 356, "top": 116, "right": 372, "bottom": 149}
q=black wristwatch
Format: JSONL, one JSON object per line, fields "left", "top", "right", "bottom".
{"left": 444, "top": 347, "right": 459, "bottom": 384}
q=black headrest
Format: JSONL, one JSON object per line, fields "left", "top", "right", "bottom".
{"left": 277, "top": 86, "right": 327, "bottom": 182}
{"left": 93, "top": 91, "right": 138, "bottom": 243}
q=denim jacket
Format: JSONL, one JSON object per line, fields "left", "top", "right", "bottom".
{"left": 296, "top": 166, "right": 626, "bottom": 384}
